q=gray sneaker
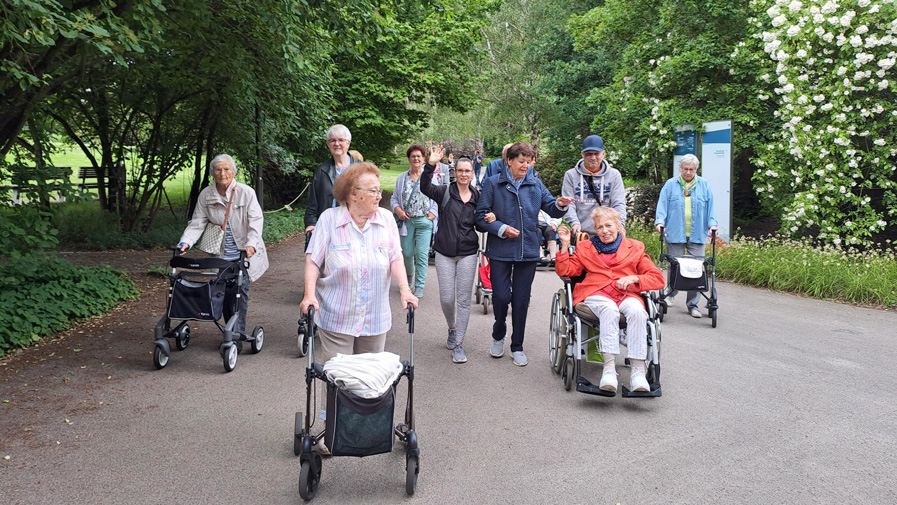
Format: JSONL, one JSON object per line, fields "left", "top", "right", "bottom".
{"left": 413, "top": 287, "right": 423, "bottom": 298}
{"left": 511, "top": 350, "right": 528, "bottom": 367}
{"left": 446, "top": 327, "right": 457, "bottom": 349}
{"left": 490, "top": 338, "right": 504, "bottom": 358}
{"left": 452, "top": 345, "right": 467, "bottom": 363}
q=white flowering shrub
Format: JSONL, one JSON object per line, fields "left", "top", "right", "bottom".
{"left": 751, "top": 0, "right": 897, "bottom": 244}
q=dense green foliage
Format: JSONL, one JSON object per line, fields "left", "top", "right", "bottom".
{"left": 0, "top": 255, "right": 138, "bottom": 355}
{"left": 2, "top": 0, "right": 488, "bottom": 227}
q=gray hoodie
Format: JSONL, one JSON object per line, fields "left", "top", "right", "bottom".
{"left": 561, "top": 159, "right": 627, "bottom": 234}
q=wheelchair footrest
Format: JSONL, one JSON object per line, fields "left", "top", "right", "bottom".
{"left": 576, "top": 377, "right": 616, "bottom": 397}
{"left": 621, "top": 383, "right": 662, "bottom": 398}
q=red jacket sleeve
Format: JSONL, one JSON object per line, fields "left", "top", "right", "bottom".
{"left": 554, "top": 249, "right": 583, "bottom": 278}
{"left": 635, "top": 252, "right": 665, "bottom": 292}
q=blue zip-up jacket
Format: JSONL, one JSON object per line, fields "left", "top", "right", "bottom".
{"left": 654, "top": 175, "right": 718, "bottom": 244}
{"left": 476, "top": 168, "right": 568, "bottom": 261}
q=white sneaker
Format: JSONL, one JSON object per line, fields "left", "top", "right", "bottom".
{"left": 689, "top": 307, "right": 702, "bottom": 318}
{"left": 490, "top": 338, "right": 504, "bottom": 358}
{"left": 599, "top": 370, "right": 618, "bottom": 392}
{"left": 630, "top": 370, "right": 650, "bottom": 392}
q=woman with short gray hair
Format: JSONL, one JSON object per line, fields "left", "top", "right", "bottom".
{"left": 654, "top": 154, "right": 717, "bottom": 318}
{"left": 305, "top": 124, "right": 359, "bottom": 233}
{"left": 178, "top": 154, "right": 269, "bottom": 335}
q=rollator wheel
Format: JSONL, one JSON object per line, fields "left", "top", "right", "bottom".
{"left": 294, "top": 412, "right": 304, "bottom": 456}
{"left": 405, "top": 454, "right": 420, "bottom": 495}
{"left": 251, "top": 326, "right": 264, "bottom": 353}
{"left": 297, "top": 331, "right": 309, "bottom": 357}
{"left": 298, "top": 457, "right": 321, "bottom": 501}
{"left": 658, "top": 308, "right": 665, "bottom": 323}
{"left": 562, "top": 357, "right": 575, "bottom": 391}
{"left": 175, "top": 324, "right": 191, "bottom": 351}
{"left": 475, "top": 288, "right": 482, "bottom": 305}
{"left": 222, "top": 344, "right": 238, "bottom": 372}
{"left": 710, "top": 308, "right": 718, "bottom": 328}
{"left": 153, "top": 344, "right": 169, "bottom": 369}
{"left": 483, "top": 296, "right": 490, "bottom": 315}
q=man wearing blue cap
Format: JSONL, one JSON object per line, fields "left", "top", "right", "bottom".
{"left": 561, "top": 135, "right": 627, "bottom": 235}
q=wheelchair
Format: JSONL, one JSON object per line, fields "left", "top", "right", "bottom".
{"left": 547, "top": 236, "right": 663, "bottom": 398}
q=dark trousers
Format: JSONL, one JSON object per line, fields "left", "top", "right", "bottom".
{"left": 489, "top": 259, "right": 538, "bottom": 352}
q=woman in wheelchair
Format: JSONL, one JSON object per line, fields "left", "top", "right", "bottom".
{"left": 555, "top": 206, "right": 665, "bottom": 393}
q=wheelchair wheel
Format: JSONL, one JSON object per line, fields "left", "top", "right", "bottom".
{"left": 548, "top": 292, "right": 562, "bottom": 372}
{"left": 562, "top": 357, "right": 575, "bottom": 391}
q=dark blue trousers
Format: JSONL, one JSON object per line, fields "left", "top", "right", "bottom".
{"left": 489, "top": 259, "right": 538, "bottom": 352}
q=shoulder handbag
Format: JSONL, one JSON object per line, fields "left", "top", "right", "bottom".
{"left": 195, "top": 188, "right": 236, "bottom": 256}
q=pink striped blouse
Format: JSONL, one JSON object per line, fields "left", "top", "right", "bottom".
{"left": 306, "top": 206, "right": 402, "bottom": 336}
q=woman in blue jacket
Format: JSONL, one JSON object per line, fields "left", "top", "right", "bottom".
{"left": 475, "top": 141, "right": 573, "bottom": 367}
{"left": 654, "top": 154, "right": 718, "bottom": 318}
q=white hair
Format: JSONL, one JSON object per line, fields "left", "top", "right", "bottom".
{"left": 325, "top": 124, "right": 352, "bottom": 142}
{"left": 209, "top": 154, "right": 237, "bottom": 174}
{"left": 679, "top": 153, "right": 700, "bottom": 169}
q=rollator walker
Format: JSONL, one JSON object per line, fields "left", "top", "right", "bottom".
{"left": 293, "top": 306, "right": 420, "bottom": 500}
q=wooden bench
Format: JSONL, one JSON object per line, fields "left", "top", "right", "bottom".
{"left": 77, "top": 166, "right": 102, "bottom": 193}
{"left": 2, "top": 166, "right": 72, "bottom": 205}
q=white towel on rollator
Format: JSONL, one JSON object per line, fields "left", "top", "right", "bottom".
{"left": 322, "top": 352, "right": 404, "bottom": 399}
{"left": 677, "top": 257, "right": 705, "bottom": 278}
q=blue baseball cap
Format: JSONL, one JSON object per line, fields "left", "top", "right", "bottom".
{"left": 582, "top": 135, "right": 605, "bottom": 153}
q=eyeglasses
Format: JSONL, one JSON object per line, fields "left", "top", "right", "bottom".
{"left": 327, "top": 138, "right": 349, "bottom": 145}
{"left": 455, "top": 169, "right": 474, "bottom": 174}
{"left": 680, "top": 166, "right": 697, "bottom": 172}
{"left": 356, "top": 187, "right": 382, "bottom": 196}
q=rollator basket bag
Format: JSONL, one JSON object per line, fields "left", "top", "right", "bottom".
{"left": 667, "top": 256, "right": 708, "bottom": 292}
{"left": 325, "top": 384, "right": 395, "bottom": 457}
{"left": 168, "top": 277, "right": 226, "bottom": 321}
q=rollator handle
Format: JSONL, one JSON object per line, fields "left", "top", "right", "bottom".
{"left": 406, "top": 305, "right": 414, "bottom": 334}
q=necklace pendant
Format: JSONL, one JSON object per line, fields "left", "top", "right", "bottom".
{"left": 683, "top": 190, "right": 690, "bottom": 196}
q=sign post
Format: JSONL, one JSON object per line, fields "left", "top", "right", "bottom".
{"left": 673, "top": 125, "right": 697, "bottom": 177}
{"left": 700, "top": 120, "right": 733, "bottom": 242}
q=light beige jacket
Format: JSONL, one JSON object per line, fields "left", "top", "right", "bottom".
{"left": 180, "top": 180, "right": 269, "bottom": 281}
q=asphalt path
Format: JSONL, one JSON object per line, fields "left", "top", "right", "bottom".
{"left": 2, "top": 233, "right": 897, "bottom": 504}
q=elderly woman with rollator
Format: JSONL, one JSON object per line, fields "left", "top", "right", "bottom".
{"left": 420, "top": 145, "right": 479, "bottom": 364}
{"left": 555, "top": 206, "right": 665, "bottom": 393}
{"left": 300, "top": 162, "right": 418, "bottom": 364}
{"left": 177, "top": 154, "right": 268, "bottom": 336}
{"left": 476, "top": 141, "right": 574, "bottom": 367}
{"left": 654, "top": 153, "right": 717, "bottom": 318}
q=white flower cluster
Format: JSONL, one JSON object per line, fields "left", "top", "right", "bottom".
{"left": 751, "top": 0, "right": 897, "bottom": 244}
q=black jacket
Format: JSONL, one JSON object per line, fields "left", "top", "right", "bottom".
{"left": 420, "top": 163, "right": 479, "bottom": 257}
{"left": 304, "top": 156, "right": 360, "bottom": 228}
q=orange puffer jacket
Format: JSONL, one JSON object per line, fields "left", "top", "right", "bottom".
{"left": 555, "top": 237, "right": 665, "bottom": 308}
